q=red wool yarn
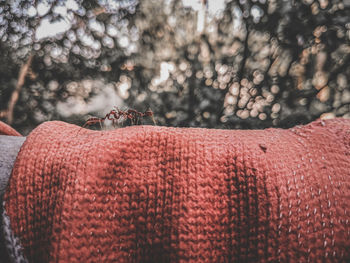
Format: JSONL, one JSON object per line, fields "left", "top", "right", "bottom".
{"left": 3, "top": 119, "right": 350, "bottom": 262}
{"left": 0, "top": 121, "right": 21, "bottom": 136}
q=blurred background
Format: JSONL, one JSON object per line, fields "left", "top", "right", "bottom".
{"left": 0, "top": 0, "right": 349, "bottom": 135}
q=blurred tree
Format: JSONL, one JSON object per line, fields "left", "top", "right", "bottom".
{"left": 0, "top": 0, "right": 349, "bottom": 134}
{"left": 0, "top": 0, "right": 138, "bottom": 132}
{"left": 128, "top": 0, "right": 350, "bottom": 128}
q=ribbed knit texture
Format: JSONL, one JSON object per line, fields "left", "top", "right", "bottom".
{"left": 3, "top": 119, "right": 350, "bottom": 262}
{"left": 0, "top": 121, "right": 21, "bottom": 136}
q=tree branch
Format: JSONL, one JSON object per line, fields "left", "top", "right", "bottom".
{"left": 6, "top": 54, "right": 34, "bottom": 124}
{"left": 237, "top": 29, "right": 250, "bottom": 82}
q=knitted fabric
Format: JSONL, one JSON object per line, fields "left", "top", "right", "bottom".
{"left": 3, "top": 119, "right": 350, "bottom": 262}
{"left": 0, "top": 121, "right": 21, "bottom": 136}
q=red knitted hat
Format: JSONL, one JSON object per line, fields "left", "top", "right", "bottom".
{"left": 2, "top": 118, "right": 350, "bottom": 262}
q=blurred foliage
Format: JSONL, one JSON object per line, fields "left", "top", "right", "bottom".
{"left": 0, "top": 0, "right": 349, "bottom": 134}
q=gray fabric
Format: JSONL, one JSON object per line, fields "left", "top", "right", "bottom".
{"left": 0, "top": 135, "right": 26, "bottom": 263}
{"left": 2, "top": 204, "right": 28, "bottom": 263}
{"left": 0, "top": 135, "right": 26, "bottom": 197}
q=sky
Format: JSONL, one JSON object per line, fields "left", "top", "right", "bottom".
{"left": 182, "top": 0, "right": 226, "bottom": 15}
